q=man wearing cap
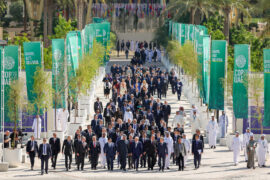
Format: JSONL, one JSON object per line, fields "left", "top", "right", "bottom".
{"left": 247, "top": 135, "right": 257, "bottom": 169}
{"left": 191, "top": 111, "right": 201, "bottom": 135}
{"left": 243, "top": 128, "right": 253, "bottom": 162}
{"left": 257, "top": 134, "right": 268, "bottom": 167}
{"left": 207, "top": 114, "right": 219, "bottom": 149}
{"left": 231, "top": 131, "right": 243, "bottom": 165}
{"left": 218, "top": 111, "right": 229, "bottom": 138}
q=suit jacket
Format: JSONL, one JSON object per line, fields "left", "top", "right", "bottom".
{"left": 162, "top": 105, "right": 171, "bottom": 117}
{"left": 91, "top": 119, "right": 99, "bottom": 130}
{"left": 62, "top": 139, "right": 74, "bottom": 155}
{"left": 192, "top": 134, "right": 204, "bottom": 149}
{"left": 145, "top": 140, "right": 157, "bottom": 155}
{"left": 49, "top": 137, "right": 61, "bottom": 154}
{"left": 132, "top": 141, "right": 143, "bottom": 158}
{"left": 115, "top": 123, "right": 127, "bottom": 132}
{"left": 76, "top": 141, "right": 88, "bottom": 155}
{"left": 104, "top": 142, "right": 116, "bottom": 158}
{"left": 157, "top": 142, "right": 168, "bottom": 157}
{"left": 94, "top": 101, "right": 103, "bottom": 113}
{"left": 117, "top": 140, "right": 128, "bottom": 155}
{"left": 89, "top": 141, "right": 101, "bottom": 156}
{"left": 192, "top": 140, "right": 203, "bottom": 155}
{"left": 26, "top": 140, "right": 39, "bottom": 154}
{"left": 38, "top": 143, "right": 52, "bottom": 158}
{"left": 174, "top": 142, "right": 186, "bottom": 157}
{"left": 154, "top": 111, "right": 163, "bottom": 125}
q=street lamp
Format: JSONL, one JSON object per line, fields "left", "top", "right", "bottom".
{"left": 0, "top": 39, "right": 7, "bottom": 162}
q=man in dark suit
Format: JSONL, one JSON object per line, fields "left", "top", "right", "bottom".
{"left": 156, "top": 78, "right": 163, "bottom": 99}
{"left": 103, "top": 104, "right": 113, "bottom": 126}
{"left": 26, "top": 135, "right": 39, "bottom": 170}
{"left": 62, "top": 136, "right": 74, "bottom": 171}
{"left": 157, "top": 137, "right": 168, "bottom": 172}
{"left": 89, "top": 136, "right": 101, "bottom": 170}
{"left": 94, "top": 97, "right": 103, "bottom": 113}
{"left": 192, "top": 134, "right": 203, "bottom": 169}
{"left": 117, "top": 134, "right": 128, "bottom": 171}
{"left": 91, "top": 115, "right": 99, "bottom": 132}
{"left": 132, "top": 136, "right": 143, "bottom": 171}
{"left": 192, "top": 129, "right": 204, "bottom": 149}
{"left": 76, "top": 136, "right": 87, "bottom": 171}
{"left": 175, "top": 79, "right": 183, "bottom": 101}
{"left": 38, "top": 138, "right": 52, "bottom": 175}
{"left": 145, "top": 135, "right": 157, "bottom": 170}
{"left": 104, "top": 137, "right": 116, "bottom": 171}
{"left": 162, "top": 101, "right": 171, "bottom": 125}
{"left": 154, "top": 107, "right": 163, "bottom": 127}
{"left": 49, "top": 133, "right": 61, "bottom": 169}
{"left": 140, "top": 132, "right": 148, "bottom": 168}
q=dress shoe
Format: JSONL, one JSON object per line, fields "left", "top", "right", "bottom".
{"left": 66, "top": 168, "right": 68, "bottom": 171}
{"left": 41, "top": 172, "right": 44, "bottom": 175}
{"left": 159, "top": 167, "right": 161, "bottom": 171}
{"left": 167, "top": 167, "right": 170, "bottom": 169}
{"left": 45, "top": 171, "right": 48, "bottom": 174}
{"left": 69, "top": 165, "right": 71, "bottom": 169}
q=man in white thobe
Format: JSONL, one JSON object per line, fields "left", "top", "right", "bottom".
{"left": 182, "top": 134, "right": 190, "bottom": 167}
{"left": 257, "top": 134, "right": 268, "bottom": 167}
{"left": 243, "top": 128, "right": 252, "bottom": 162}
{"left": 189, "top": 104, "right": 198, "bottom": 118}
{"left": 99, "top": 133, "right": 108, "bottom": 168}
{"left": 59, "top": 108, "right": 69, "bottom": 133}
{"left": 218, "top": 111, "right": 229, "bottom": 138}
{"left": 206, "top": 114, "right": 219, "bottom": 149}
{"left": 191, "top": 111, "right": 201, "bottom": 135}
{"left": 123, "top": 108, "right": 133, "bottom": 123}
{"left": 231, "top": 131, "right": 243, "bottom": 165}
{"left": 164, "top": 131, "right": 174, "bottom": 169}
{"left": 130, "top": 40, "right": 134, "bottom": 51}
{"left": 32, "top": 115, "right": 42, "bottom": 139}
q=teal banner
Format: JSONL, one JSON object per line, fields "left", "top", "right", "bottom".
{"left": 169, "top": 20, "right": 172, "bottom": 36}
{"left": 233, "top": 44, "right": 249, "bottom": 119}
{"left": 52, "top": 39, "right": 66, "bottom": 108}
{"left": 263, "top": 49, "right": 270, "bottom": 126}
{"left": 0, "top": 48, "right": 4, "bottom": 130}
{"left": 181, "top": 24, "right": 185, "bottom": 45}
{"left": 209, "top": 40, "right": 226, "bottom": 110}
{"left": 4, "top": 46, "right": 19, "bottom": 122}
{"left": 203, "top": 36, "right": 211, "bottom": 104}
{"left": 23, "top": 42, "right": 43, "bottom": 103}
{"left": 197, "top": 35, "right": 204, "bottom": 99}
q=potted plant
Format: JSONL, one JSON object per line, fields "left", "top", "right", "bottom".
{"left": 3, "top": 80, "right": 24, "bottom": 168}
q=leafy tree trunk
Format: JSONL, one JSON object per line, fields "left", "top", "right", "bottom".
{"left": 77, "top": 0, "right": 84, "bottom": 30}
{"left": 66, "top": 7, "right": 70, "bottom": 21}
{"left": 43, "top": 0, "right": 48, "bottom": 47}
{"left": 48, "top": 0, "right": 54, "bottom": 36}
{"left": 23, "top": 0, "right": 27, "bottom": 32}
{"left": 85, "top": 0, "right": 93, "bottom": 25}
{"left": 224, "top": 8, "right": 231, "bottom": 42}
{"left": 190, "top": 8, "right": 196, "bottom": 24}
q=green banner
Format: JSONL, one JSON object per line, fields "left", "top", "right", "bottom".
{"left": 209, "top": 40, "right": 226, "bottom": 110}
{"left": 233, "top": 44, "right": 249, "bottom": 119}
{"left": 197, "top": 35, "right": 204, "bottom": 99}
{"left": 23, "top": 42, "right": 43, "bottom": 103}
{"left": 181, "top": 24, "right": 185, "bottom": 45}
{"left": 0, "top": 48, "right": 4, "bottom": 129}
{"left": 52, "top": 39, "right": 66, "bottom": 108}
{"left": 169, "top": 20, "right": 172, "bottom": 36}
{"left": 203, "top": 36, "right": 211, "bottom": 104}
{"left": 4, "top": 46, "right": 19, "bottom": 122}
{"left": 185, "top": 24, "right": 189, "bottom": 41}
{"left": 263, "top": 49, "right": 270, "bottom": 126}
{"left": 189, "top": 25, "right": 194, "bottom": 42}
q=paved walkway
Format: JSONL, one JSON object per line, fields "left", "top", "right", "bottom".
{"left": 1, "top": 58, "right": 270, "bottom": 180}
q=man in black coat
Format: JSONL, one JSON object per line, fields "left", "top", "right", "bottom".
{"left": 157, "top": 137, "right": 168, "bottom": 172}
{"left": 104, "top": 137, "right": 116, "bottom": 171}
{"left": 89, "top": 136, "right": 101, "bottom": 170}
{"left": 145, "top": 135, "right": 157, "bottom": 170}
{"left": 154, "top": 107, "right": 163, "bottom": 127}
{"left": 103, "top": 104, "right": 114, "bottom": 126}
{"left": 162, "top": 101, "right": 171, "bottom": 125}
{"left": 76, "top": 136, "right": 88, "bottom": 171}
{"left": 49, "top": 133, "right": 61, "bottom": 169}
{"left": 62, "top": 136, "right": 74, "bottom": 171}
{"left": 117, "top": 134, "right": 128, "bottom": 171}
{"left": 38, "top": 138, "right": 52, "bottom": 175}
{"left": 192, "top": 129, "right": 204, "bottom": 149}
{"left": 192, "top": 134, "right": 204, "bottom": 169}
{"left": 175, "top": 79, "right": 183, "bottom": 101}
{"left": 140, "top": 132, "right": 148, "bottom": 168}
{"left": 26, "top": 135, "right": 39, "bottom": 170}
{"left": 156, "top": 78, "right": 163, "bottom": 99}
{"left": 94, "top": 97, "right": 103, "bottom": 113}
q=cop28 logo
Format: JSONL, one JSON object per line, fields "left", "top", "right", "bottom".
{"left": 53, "top": 49, "right": 62, "bottom": 61}
{"left": 236, "top": 55, "right": 246, "bottom": 68}
{"left": 4, "top": 56, "right": 15, "bottom": 70}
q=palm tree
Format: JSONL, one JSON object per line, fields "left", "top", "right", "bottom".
{"left": 213, "top": 0, "right": 250, "bottom": 42}
{"left": 166, "top": 0, "right": 213, "bottom": 24}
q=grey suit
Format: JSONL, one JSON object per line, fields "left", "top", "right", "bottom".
{"left": 174, "top": 142, "right": 186, "bottom": 170}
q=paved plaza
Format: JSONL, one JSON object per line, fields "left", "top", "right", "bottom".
{"left": 0, "top": 59, "right": 269, "bottom": 180}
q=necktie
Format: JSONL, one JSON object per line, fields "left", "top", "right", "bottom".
{"left": 94, "top": 142, "right": 96, "bottom": 148}
{"left": 31, "top": 141, "right": 33, "bottom": 149}
{"left": 43, "top": 144, "right": 46, "bottom": 155}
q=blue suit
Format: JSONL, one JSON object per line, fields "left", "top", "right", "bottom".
{"left": 132, "top": 141, "right": 143, "bottom": 169}
{"left": 192, "top": 140, "right": 203, "bottom": 168}
{"left": 157, "top": 142, "right": 168, "bottom": 170}
{"left": 38, "top": 143, "right": 52, "bottom": 174}
{"left": 104, "top": 142, "right": 116, "bottom": 170}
